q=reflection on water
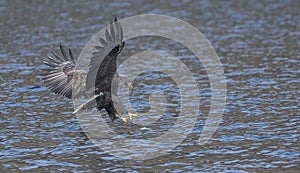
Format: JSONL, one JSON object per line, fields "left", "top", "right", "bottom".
{"left": 0, "top": 0, "right": 299, "bottom": 172}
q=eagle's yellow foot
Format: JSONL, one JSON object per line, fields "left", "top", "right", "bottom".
{"left": 121, "top": 113, "right": 138, "bottom": 123}
{"left": 128, "top": 113, "right": 138, "bottom": 120}
{"left": 121, "top": 117, "right": 129, "bottom": 123}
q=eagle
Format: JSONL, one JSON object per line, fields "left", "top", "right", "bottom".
{"left": 41, "top": 18, "right": 136, "bottom": 122}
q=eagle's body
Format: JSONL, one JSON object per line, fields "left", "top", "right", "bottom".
{"left": 42, "top": 18, "right": 135, "bottom": 122}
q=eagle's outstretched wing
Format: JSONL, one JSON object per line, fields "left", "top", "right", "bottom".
{"left": 41, "top": 45, "right": 87, "bottom": 99}
{"left": 41, "top": 19, "right": 136, "bottom": 122}
{"left": 86, "top": 18, "right": 125, "bottom": 94}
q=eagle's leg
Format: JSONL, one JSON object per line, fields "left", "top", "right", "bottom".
{"left": 110, "top": 111, "right": 130, "bottom": 123}
{"left": 113, "top": 112, "right": 130, "bottom": 123}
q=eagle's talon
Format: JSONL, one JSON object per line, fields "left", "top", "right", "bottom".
{"left": 121, "top": 117, "right": 128, "bottom": 123}
{"left": 128, "top": 113, "right": 138, "bottom": 120}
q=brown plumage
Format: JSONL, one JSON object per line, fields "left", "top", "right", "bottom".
{"left": 41, "top": 18, "right": 129, "bottom": 121}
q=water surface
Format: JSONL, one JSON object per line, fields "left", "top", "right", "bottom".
{"left": 0, "top": 0, "right": 299, "bottom": 172}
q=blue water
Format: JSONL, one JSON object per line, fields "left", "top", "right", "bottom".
{"left": 0, "top": 0, "right": 299, "bottom": 172}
